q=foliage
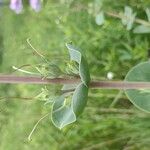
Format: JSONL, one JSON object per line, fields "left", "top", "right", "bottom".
{"left": 51, "top": 44, "right": 90, "bottom": 129}
{"left": 125, "top": 62, "right": 150, "bottom": 113}
{"left": 0, "top": 0, "right": 150, "bottom": 150}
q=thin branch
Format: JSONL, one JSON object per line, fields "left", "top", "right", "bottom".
{"left": 28, "top": 113, "right": 49, "bottom": 141}
{"left": 11, "top": 64, "right": 32, "bottom": 73}
{"left": 70, "top": 3, "right": 150, "bottom": 27}
{"left": 27, "top": 38, "right": 48, "bottom": 63}
{"left": 12, "top": 66, "right": 39, "bottom": 75}
{"left": 106, "top": 11, "right": 150, "bottom": 27}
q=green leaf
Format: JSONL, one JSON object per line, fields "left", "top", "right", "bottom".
{"left": 72, "top": 83, "right": 88, "bottom": 116}
{"left": 80, "top": 57, "right": 90, "bottom": 86}
{"left": 133, "top": 25, "right": 150, "bottom": 34}
{"left": 51, "top": 44, "right": 90, "bottom": 129}
{"left": 145, "top": 8, "right": 150, "bottom": 22}
{"left": 126, "top": 13, "right": 136, "bottom": 30}
{"left": 51, "top": 95, "right": 76, "bottom": 129}
{"left": 125, "top": 62, "right": 150, "bottom": 113}
{"left": 95, "top": 11, "right": 105, "bottom": 26}
{"left": 122, "top": 6, "right": 132, "bottom": 25}
{"left": 122, "top": 6, "right": 136, "bottom": 30}
{"left": 66, "top": 44, "right": 91, "bottom": 86}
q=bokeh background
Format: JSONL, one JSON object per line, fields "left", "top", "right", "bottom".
{"left": 0, "top": 0, "right": 150, "bottom": 149}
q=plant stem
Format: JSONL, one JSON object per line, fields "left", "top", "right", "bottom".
{"left": 0, "top": 75, "right": 80, "bottom": 84}
{"left": 90, "top": 81, "right": 150, "bottom": 89}
{"left": 1, "top": 75, "right": 150, "bottom": 90}
{"left": 106, "top": 11, "right": 150, "bottom": 27}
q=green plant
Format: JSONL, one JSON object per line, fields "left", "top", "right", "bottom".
{"left": 1, "top": 1, "right": 150, "bottom": 149}
{"left": 1, "top": 42, "right": 150, "bottom": 136}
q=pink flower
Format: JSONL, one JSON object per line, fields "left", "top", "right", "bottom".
{"left": 29, "top": 0, "right": 41, "bottom": 12}
{"left": 9, "top": 0, "right": 23, "bottom": 14}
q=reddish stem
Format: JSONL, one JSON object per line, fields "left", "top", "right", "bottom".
{"left": 0, "top": 75, "right": 150, "bottom": 90}
{"left": 0, "top": 75, "right": 80, "bottom": 84}
{"left": 90, "top": 81, "right": 150, "bottom": 89}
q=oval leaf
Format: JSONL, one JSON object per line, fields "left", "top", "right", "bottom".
{"left": 51, "top": 95, "right": 76, "bottom": 129}
{"left": 145, "top": 8, "right": 150, "bottom": 22}
{"left": 72, "top": 83, "right": 88, "bottom": 116}
{"left": 122, "top": 6, "right": 133, "bottom": 25}
{"left": 66, "top": 44, "right": 91, "bottom": 86}
{"left": 95, "top": 11, "right": 105, "bottom": 26}
{"left": 125, "top": 61, "right": 150, "bottom": 112}
{"left": 122, "top": 6, "right": 136, "bottom": 30}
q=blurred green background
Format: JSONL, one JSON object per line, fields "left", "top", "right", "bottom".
{"left": 0, "top": 0, "right": 150, "bottom": 150}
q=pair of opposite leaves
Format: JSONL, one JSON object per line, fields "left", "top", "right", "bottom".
{"left": 51, "top": 44, "right": 150, "bottom": 129}
{"left": 51, "top": 44, "right": 90, "bottom": 129}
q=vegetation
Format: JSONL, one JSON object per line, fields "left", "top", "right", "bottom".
{"left": 0, "top": 0, "right": 150, "bottom": 149}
